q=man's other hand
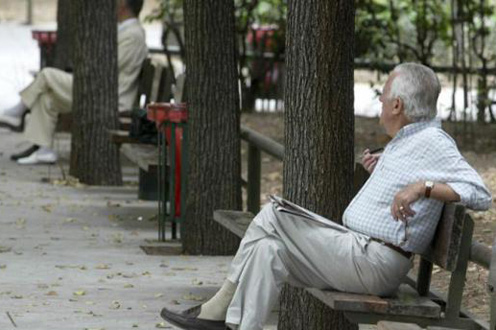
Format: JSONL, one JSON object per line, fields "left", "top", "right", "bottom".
{"left": 391, "top": 182, "right": 423, "bottom": 222}
{"left": 362, "top": 149, "right": 381, "bottom": 174}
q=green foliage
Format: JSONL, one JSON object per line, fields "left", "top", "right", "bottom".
{"left": 355, "top": 0, "right": 451, "bottom": 65}
{"left": 145, "top": 0, "right": 183, "bottom": 23}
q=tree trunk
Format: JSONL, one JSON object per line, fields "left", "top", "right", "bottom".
{"left": 70, "top": 0, "right": 122, "bottom": 186}
{"left": 182, "top": 0, "right": 241, "bottom": 255}
{"left": 278, "top": 0, "right": 356, "bottom": 329}
{"left": 26, "top": 0, "right": 33, "bottom": 25}
{"left": 54, "top": 0, "right": 75, "bottom": 71}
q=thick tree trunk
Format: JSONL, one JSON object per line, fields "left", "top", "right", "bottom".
{"left": 278, "top": 0, "right": 356, "bottom": 329}
{"left": 182, "top": 0, "right": 241, "bottom": 255}
{"left": 70, "top": 0, "right": 122, "bottom": 186}
{"left": 54, "top": 0, "right": 74, "bottom": 71}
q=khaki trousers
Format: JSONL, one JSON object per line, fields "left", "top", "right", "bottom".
{"left": 21, "top": 68, "right": 73, "bottom": 147}
{"left": 225, "top": 203, "right": 413, "bottom": 330}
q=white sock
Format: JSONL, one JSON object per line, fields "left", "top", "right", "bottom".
{"left": 198, "top": 279, "right": 236, "bottom": 321}
{"left": 3, "top": 101, "right": 27, "bottom": 117}
{"left": 38, "top": 146, "right": 56, "bottom": 156}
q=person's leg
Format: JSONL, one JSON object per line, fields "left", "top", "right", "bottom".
{"left": 1, "top": 102, "right": 27, "bottom": 118}
{"left": 20, "top": 68, "right": 73, "bottom": 110}
{"left": 225, "top": 203, "right": 413, "bottom": 330}
{"left": 225, "top": 237, "right": 290, "bottom": 330}
{"left": 0, "top": 68, "right": 72, "bottom": 134}
{"left": 14, "top": 88, "right": 72, "bottom": 164}
{"left": 162, "top": 202, "right": 413, "bottom": 330}
{"left": 10, "top": 91, "right": 56, "bottom": 162}
{"left": 23, "top": 92, "right": 59, "bottom": 149}
{"left": 192, "top": 207, "right": 272, "bottom": 321}
{"left": 19, "top": 69, "right": 73, "bottom": 154}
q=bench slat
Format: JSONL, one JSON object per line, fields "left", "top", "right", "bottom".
{"left": 109, "top": 129, "right": 141, "bottom": 144}
{"left": 213, "top": 210, "right": 253, "bottom": 238}
{"left": 119, "top": 117, "right": 132, "bottom": 131}
{"left": 378, "top": 321, "right": 423, "bottom": 330}
{"left": 421, "top": 203, "right": 466, "bottom": 272}
{"left": 307, "top": 285, "right": 441, "bottom": 319}
{"left": 306, "top": 288, "right": 388, "bottom": 314}
{"left": 121, "top": 143, "right": 158, "bottom": 172}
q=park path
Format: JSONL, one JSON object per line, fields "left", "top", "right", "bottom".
{"left": 0, "top": 130, "right": 233, "bottom": 330}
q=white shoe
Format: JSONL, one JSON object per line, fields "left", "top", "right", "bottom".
{"left": 0, "top": 113, "right": 22, "bottom": 127}
{"left": 0, "top": 101, "right": 27, "bottom": 128}
{"left": 17, "top": 148, "right": 57, "bottom": 165}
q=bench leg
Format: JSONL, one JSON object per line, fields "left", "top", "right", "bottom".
{"left": 490, "top": 237, "right": 496, "bottom": 330}
{"left": 138, "top": 168, "right": 158, "bottom": 201}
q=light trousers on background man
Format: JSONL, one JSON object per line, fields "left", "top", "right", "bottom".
{"left": 225, "top": 203, "right": 413, "bottom": 330}
{"left": 20, "top": 68, "right": 73, "bottom": 148}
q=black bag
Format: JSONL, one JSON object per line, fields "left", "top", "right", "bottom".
{"left": 129, "top": 108, "right": 158, "bottom": 145}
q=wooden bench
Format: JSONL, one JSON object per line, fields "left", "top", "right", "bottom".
{"left": 120, "top": 143, "right": 159, "bottom": 200}
{"left": 213, "top": 164, "right": 494, "bottom": 330}
{"left": 112, "top": 60, "right": 177, "bottom": 201}
{"left": 109, "top": 58, "right": 160, "bottom": 200}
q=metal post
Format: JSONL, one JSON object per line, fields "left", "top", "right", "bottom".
{"left": 26, "top": 0, "right": 33, "bottom": 25}
{"left": 489, "top": 237, "right": 496, "bottom": 330}
{"left": 247, "top": 144, "right": 261, "bottom": 214}
{"left": 179, "top": 122, "right": 188, "bottom": 240}
{"left": 158, "top": 129, "right": 166, "bottom": 241}
{"left": 169, "top": 123, "right": 177, "bottom": 240}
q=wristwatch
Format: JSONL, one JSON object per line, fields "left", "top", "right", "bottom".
{"left": 425, "top": 181, "right": 435, "bottom": 198}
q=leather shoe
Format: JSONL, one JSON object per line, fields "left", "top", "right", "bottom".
{"left": 160, "top": 305, "right": 227, "bottom": 330}
{"left": 11, "top": 145, "right": 40, "bottom": 161}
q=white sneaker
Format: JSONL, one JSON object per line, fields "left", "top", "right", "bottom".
{"left": 0, "top": 102, "right": 27, "bottom": 128}
{"left": 0, "top": 113, "right": 22, "bottom": 127}
{"left": 17, "top": 148, "right": 57, "bottom": 165}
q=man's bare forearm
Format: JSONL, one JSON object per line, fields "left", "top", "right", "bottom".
{"left": 412, "top": 181, "right": 461, "bottom": 203}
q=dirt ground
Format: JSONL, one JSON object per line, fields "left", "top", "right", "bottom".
{"left": 242, "top": 112, "right": 496, "bottom": 322}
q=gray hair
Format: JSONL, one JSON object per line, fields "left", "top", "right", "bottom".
{"left": 389, "top": 63, "right": 441, "bottom": 122}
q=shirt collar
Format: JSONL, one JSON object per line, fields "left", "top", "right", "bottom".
{"left": 118, "top": 18, "right": 138, "bottom": 32}
{"left": 392, "top": 118, "right": 441, "bottom": 142}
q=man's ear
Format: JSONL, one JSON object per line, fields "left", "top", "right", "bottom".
{"left": 392, "top": 97, "right": 403, "bottom": 115}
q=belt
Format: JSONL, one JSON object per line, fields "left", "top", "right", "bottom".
{"left": 370, "top": 237, "right": 412, "bottom": 259}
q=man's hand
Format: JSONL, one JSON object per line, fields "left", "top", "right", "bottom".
{"left": 391, "top": 182, "right": 423, "bottom": 222}
{"left": 362, "top": 149, "right": 381, "bottom": 174}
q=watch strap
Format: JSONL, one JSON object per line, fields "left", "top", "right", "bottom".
{"left": 425, "top": 181, "right": 434, "bottom": 198}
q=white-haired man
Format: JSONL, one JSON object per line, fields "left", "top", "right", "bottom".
{"left": 161, "top": 63, "right": 492, "bottom": 330}
{"left": 0, "top": 0, "right": 148, "bottom": 165}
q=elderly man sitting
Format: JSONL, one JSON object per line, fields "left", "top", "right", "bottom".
{"left": 0, "top": 0, "right": 148, "bottom": 165}
{"left": 160, "top": 63, "right": 492, "bottom": 330}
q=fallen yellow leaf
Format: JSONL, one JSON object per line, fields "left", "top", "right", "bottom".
{"left": 73, "top": 290, "right": 86, "bottom": 296}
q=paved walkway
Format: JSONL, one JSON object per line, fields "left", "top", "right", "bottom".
{"left": 0, "top": 131, "right": 234, "bottom": 330}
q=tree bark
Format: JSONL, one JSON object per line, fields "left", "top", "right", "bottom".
{"left": 53, "top": 0, "right": 74, "bottom": 71}
{"left": 70, "top": 0, "right": 122, "bottom": 186}
{"left": 278, "top": 0, "right": 356, "bottom": 329}
{"left": 182, "top": 0, "right": 242, "bottom": 255}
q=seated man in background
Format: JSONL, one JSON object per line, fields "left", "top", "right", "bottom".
{"left": 160, "top": 63, "right": 492, "bottom": 330}
{"left": 0, "top": 0, "right": 148, "bottom": 165}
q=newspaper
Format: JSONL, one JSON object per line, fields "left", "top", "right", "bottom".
{"left": 268, "top": 195, "right": 348, "bottom": 233}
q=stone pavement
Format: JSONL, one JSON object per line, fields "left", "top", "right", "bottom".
{"left": 0, "top": 129, "right": 234, "bottom": 330}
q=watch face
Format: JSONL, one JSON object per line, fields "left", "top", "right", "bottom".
{"left": 426, "top": 181, "right": 434, "bottom": 188}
